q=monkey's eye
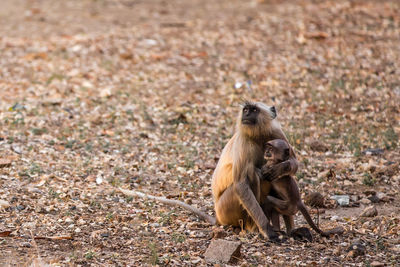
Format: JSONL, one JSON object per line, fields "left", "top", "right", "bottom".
{"left": 243, "top": 107, "right": 249, "bottom": 113}
{"left": 252, "top": 108, "right": 258, "bottom": 113}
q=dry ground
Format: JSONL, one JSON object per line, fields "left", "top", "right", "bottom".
{"left": 0, "top": 0, "right": 399, "bottom": 266}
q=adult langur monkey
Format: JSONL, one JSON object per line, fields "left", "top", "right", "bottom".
{"left": 212, "top": 101, "right": 298, "bottom": 240}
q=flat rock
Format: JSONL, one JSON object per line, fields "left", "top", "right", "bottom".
{"left": 370, "top": 261, "right": 385, "bottom": 267}
{"left": 211, "top": 227, "right": 227, "bottom": 239}
{"left": 0, "top": 158, "right": 12, "bottom": 168}
{"left": 362, "top": 148, "right": 384, "bottom": 156}
{"left": 360, "top": 206, "right": 378, "bottom": 217}
{"left": 0, "top": 199, "right": 10, "bottom": 209}
{"left": 346, "top": 241, "right": 366, "bottom": 258}
{"left": 309, "top": 139, "right": 328, "bottom": 152}
{"left": 359, "top": 198, "right": 371, "bottom": 205}
{"left": 304, "top": 192, "right": 325, "bottom": 208}
{"left": 204, "top": 239, "right": 241, "bottom": 264}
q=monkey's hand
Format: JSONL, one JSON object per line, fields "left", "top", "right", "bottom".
{"left": 262, "top": 161, "right": 291, "bottom": 181}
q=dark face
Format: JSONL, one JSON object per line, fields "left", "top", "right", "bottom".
{"left": 241, "top": 104, "right": 259, "bottom": 125}
{"left": 266, "top": 139, "right": 290, "bottom": 162}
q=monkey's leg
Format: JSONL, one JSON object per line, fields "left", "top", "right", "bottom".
{"left": 266, "top": 195, "right": 289, "bottom": 211}
{"left": 283, "top": 215, "right": 294, "bottom": 234}
{"left": 261, "top": 198, "right": 281, "bottom": 232}
{"left": 215, "top": 185, "right": 245, "bottom": 227}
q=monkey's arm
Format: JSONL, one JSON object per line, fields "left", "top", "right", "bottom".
{"left": 233, "top": 163, "right": 277, "bottom": 240}
{"left": 119, "top": 187, "right": 216, "bottom": 225}
{"left": 263, "top": 130, "right": 299, "bottom": 180}
{"left": 261, "top": 161, "right": 294, "bottom": 181}
{"left": 234, "top": 180, "right": 276, "bottom": 238}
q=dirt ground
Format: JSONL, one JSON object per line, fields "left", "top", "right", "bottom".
{"left": 0, "top": 0, "right": 399, "bottom": 266}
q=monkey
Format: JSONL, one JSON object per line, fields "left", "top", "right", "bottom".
{"left": 119, "top": 101, "right": 299, "bottom": 241}
{"left": 263, "top": 139, "right": 342, "bottom": 238}
{"left": 211, "top": 101, "right": 298, "bottom": 241}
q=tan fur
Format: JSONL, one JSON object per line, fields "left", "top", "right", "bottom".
{"left": 212, "top": 101, "right": 298, "bottom": 239}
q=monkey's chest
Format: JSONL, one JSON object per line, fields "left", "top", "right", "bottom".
{"left": 260, "top": 180, "right": 272, "bottom": 204}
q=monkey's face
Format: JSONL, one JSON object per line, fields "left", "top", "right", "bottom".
{"left": 241, "top": 102, "right": 276, "bottom": 126}
{"left": 241, "top": 104, "right": 259, "bottom": 125}
{"left": 266, "top": 139, "right": 290, "bottom": 162}
{"left": 238, "top": 101, "right": 277, "bottom": 138}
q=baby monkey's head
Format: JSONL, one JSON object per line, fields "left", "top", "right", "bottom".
{"left": 266, "top": 139, "right": 290, "bottom": 163}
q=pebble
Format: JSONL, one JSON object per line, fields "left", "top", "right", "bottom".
{"left": 204, "top": 239, "right": 241, "bottom": 264}
{"left": 359, "top": 198, "right": 371, "bottom": 205}
{"left": 330, "top": 215, "right": 339, "bottom": 221}
{"left": 0, "top": 199, "right": 10, "bottom": 209}
{"left": 330, "top": 195, "right": 349, "bottom": 206}
{"left": 370, "top": 261, "right": 384, "bottom": 267}
{"left": 0, "top": 158, "right": 12, "bottom": 168}
{"left": 360, "top": 206, "right": 378, "bottom": 217}
{"left": 346, "top": 242, "right": 366, "bottom": 257}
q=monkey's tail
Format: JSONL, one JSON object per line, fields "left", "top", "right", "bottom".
{"left": 298, "top": 202, "right": 328, "bottom": 237}
{"left": 119, "top": 188, "right": 217, "bottom": 225}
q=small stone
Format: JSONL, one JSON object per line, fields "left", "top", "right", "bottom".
{"left": 350, "top": 195, "right": 358, "bottom": 202}
{"left": 75, "top": 228, "right": 81, "bottom": 233}
{"left": 367, "top": 195, "right": 380, "bottom": 203}
{"left": 253, "top": 251, "right": 263, "bottom": 258}
{"left": 100, "top": 233, "right": 109, "bottom": 238}
{"left": 309, "top": 139, "right": 328, "bottom": 152}
{"left": 65, "top": 217, "right": 73, "bottom": 223}
{"left": 343, "top": 180, "right": 352, "bottom": 186}
{"left": 100, "top": 88, "right": 112, "bottom": 98}
{"left": 304, "top": 192, "right": 325, "bottom": 208}
{"left": 96, "top": 175, "right": 103, "bottom": 184}
{"left": 16, "top": 205, "right": 25, "bottom": 211}
{"left": 330, "top": 215, "right": 339, "bottom": 221}
{"left": 346, "top": 242, "right": 366, "bottom": 258}
{"left": 359, "top": 198, "right": 371, "bottom": 205}
{"left": 370, "top": 261, "right": 384, "bottom": 267}
{"left": 360, "top": 206, "right": 378, "bottom": 217}
{"left": 0, "top": 158, "right": 12, "bottom": 168}
{"left": 0, "top": 199, "right": 10, "bottom": 209}
{"left": 362, "top": 148, "right": 384, "bottom": 156}
{"left": 11, "top": 145, "right": 23, "bottom": 154}
{"left": 330, "top": 195, "right": 349, "bottom": 206}
{"left": 35, "top": 206, "right": 46, "bottom": 213}
{"left": 212, "top": 228, "right": 227, "bottom": 239}
{"left": 142, "top": 39, "right": 158, "bottom": 46}
{"left": 204, "top": 239, "right": 241, "bottom": 264}
{"left": 234, "top": 82, "right": 243, "bottom": 89}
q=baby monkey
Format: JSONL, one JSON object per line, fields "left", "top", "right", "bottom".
{"left": 263, "top": 139, "right": 331, "bottom": 238}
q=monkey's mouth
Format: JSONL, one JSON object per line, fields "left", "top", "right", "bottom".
{"left": 242, "top": 119, "right": 256, "bottom": 125}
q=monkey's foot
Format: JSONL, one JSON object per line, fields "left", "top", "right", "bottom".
{"left": 266, "top": 231, "right": 287, "bottom": 244}
{"left": 290, "top": 227, "right": 313, "bottom": 242}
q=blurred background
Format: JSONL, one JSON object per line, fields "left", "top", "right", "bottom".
{"left": 0, "top": 0, "right": 399, "bottom": 266}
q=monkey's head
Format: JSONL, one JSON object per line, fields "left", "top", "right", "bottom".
{"left": 266, "top": 139, "right": 290, "bottom": 163}
{"left": 237, "top": 101, "right": 277, "bottom": 138}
